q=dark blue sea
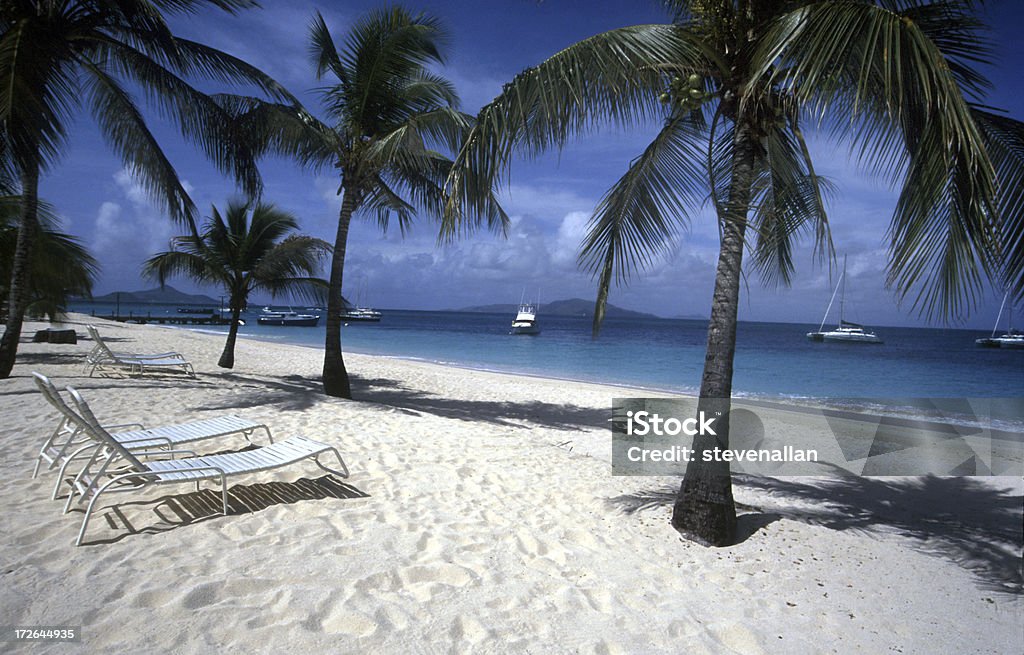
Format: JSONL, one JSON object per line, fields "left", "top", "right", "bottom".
{"left": 71, "top": 302, "right": 1024, "bottom": 400}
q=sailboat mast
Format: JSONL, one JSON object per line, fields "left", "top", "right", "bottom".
{"left": 991, "top": 293, "right": 1008, "bottom": 338}
{"left": 818, "top": 265, "right": 843, "bottom": 332}
{"left": 839, "top": 255, "right": 847, "bottom": 325}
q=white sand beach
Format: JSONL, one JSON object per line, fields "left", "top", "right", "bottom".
{"left": 1, "top": 315, "right": 1021, "bottom": 653}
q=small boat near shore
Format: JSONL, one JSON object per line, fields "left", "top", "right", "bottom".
{"left": 806, "top": 256, "right": 883, "bottom": 344}
{"left": 509, "top": 302, "right": 540, "bottom": 335}
{"left": 257, "top": 309, "right": 320, "bottom": 327}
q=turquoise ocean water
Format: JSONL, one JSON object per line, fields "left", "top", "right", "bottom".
{"left": 71, "top": 302, "right": 1023, "bottom": 400}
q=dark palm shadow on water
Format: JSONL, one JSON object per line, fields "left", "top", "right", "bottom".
{"left": 608, "top": 471, "right": 1023, "bottom": 597}
{"left": 191, "top": 371, "right": 610, "bottom": 431}
{"left": 75, "top": 474, "right": 369, "bottom": 546}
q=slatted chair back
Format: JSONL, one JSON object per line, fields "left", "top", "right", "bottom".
{"left": 32, "top": 373, "right": 88, "bottom": 430}
{"left": 86, "top": 325, "right": 117, "bottom": 361}
{"left": 63, "top": 387, "right": 149, "bottom": 472}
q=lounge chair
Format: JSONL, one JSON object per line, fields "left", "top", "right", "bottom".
{"left": 85, "top": 324, "right": 183, "bottom": 360}
{"left": 32, "top": 373, "right": 272, "bottom": 501}
{"left": 84, "top": 325, "right": 195, "bottom": 377}
{"left": 60, "top": 385, "right": 349, "bottom": 546}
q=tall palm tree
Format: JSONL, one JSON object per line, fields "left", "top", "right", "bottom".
{"left": 445, "top": 0, "right": 1023, "bottom": 545}
{"left": 0, "top": 195, "right": 98, "bottom": 320}
{"left": 216, "top": 7, "right": 507, "bottom": 398}
{"left": 0, "top": 0, "right": 297, "bottom": 378}
{"left": 143, "top": 200, "right": 330, "bottom": 369}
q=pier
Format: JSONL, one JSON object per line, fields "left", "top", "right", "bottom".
{"left": 88, "top": 312, "right": 233, "bottom": 326}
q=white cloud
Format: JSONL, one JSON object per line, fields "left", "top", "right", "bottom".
{"left": 90, "top": 170, "right": 179, "bottom": 289}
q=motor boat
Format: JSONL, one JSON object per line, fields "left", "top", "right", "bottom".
{"left": 257, "top": 309, "right": 319, "bottom": 327}
{"left": 509, "top": 302, "right": 540, "bottom": 335}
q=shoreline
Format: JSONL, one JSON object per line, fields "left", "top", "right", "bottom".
{"left": 1, "top": 315, "right": 1020, "bottom": 653}
{"left": 180, "top": 322, "right": 1024, "bottom": 438}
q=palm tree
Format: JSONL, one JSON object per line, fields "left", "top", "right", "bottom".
{"left": 0, "top": 0, "right": 297, "bottom": 378}
{"left": 216, "top": 6, "right": 507, "bottom": 398}
{"left": 0, "top": 195, "right": 98, "bottom": 320}
{"left": 445, "top": 1, "right": 1023, "bottom": 546}
{"left": 143, "top": 201, "right": 330, "bottom": 369}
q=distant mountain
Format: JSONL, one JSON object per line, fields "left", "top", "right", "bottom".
{"left": 459, "top": 298, "right": 661, "bottom": 319}
{"left": 85, "top": 285, "right": 220, "bottom": 306}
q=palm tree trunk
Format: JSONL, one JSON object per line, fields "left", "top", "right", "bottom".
{"left": 322, "top": 186, "right": 356, "bottom": 398}
{"left": 218, "top": 296, "right": 244, "bottom": 369}
{"left": 671, "top": 119, "right": 757, "bottom": 547}
{"left": 0, "top": 166, "right": 40, "bottom": 379}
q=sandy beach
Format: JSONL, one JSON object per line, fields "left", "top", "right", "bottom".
{"left": 1, "top": 315, "right": 1021, "bottom": 653}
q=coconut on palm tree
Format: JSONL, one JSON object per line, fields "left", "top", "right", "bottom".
{"left": 0, "top": 195, "right": 98, "bottom": 320}
{"left": 0, "top": 0, "right": 297, "bottom": 378}
{"left": 217, "top": 6, "right": 507, "bottom": 398}
{"left": 143, "top": 200, "right": 329, "bottom": 369}
{"left": 445, "top": 0, "right": 1023, "bottom": 546}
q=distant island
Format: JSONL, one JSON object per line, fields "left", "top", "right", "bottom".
{"left": 459, "top": 298, "right": 662, "bottom": 319}
{"left": 80, "top": 285, "right": 221, "bottom": 306}
{"left": 671, "top": 313, "right": 709, "bottom": 320}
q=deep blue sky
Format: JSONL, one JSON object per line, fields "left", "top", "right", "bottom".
{"left": 44, "top": 0, "right": 1024, "bottom": 328}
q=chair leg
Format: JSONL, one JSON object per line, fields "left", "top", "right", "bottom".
{"left": 53, "top": 448, "right": 88, "bottom": 501}
{"left": 219, "top": 473, "right": 228, "bottom": 515}
{"left": 76, "top": 486, "right": 106, "bottom": 547}
{"left": 315, "top": 448, "right": 350, "bottom": 479}
{"left": 62, "top": 484, "right": 79, "bottom": 514}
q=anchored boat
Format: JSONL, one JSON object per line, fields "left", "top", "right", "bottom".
{"left": 806, "top": 256, "right": 883, "bottom": 344}
{"left": 509, "top": 299, "right": 540, "bottom": 335}
{"left": 976, "top": 294, "right": 1024, "bottom": 349}
{"left": 257, "top": 309, "right": 320, "bottom": 327}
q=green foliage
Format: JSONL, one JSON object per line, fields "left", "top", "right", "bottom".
{"left": 449, "top": 0, "right": 1022, "bottom": 328}
{"left": 143, "top": 200, "right": 330, "bottom": 307}
{"left": 0, "top": 0, "right": 297, "bottom": 222}
{"left": 0, "top": 196, "right": 97, "bottom": 319}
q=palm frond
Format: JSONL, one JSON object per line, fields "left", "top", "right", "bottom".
{"left": 581, "top": 113, "right": 709, "bottom": 336}
{"left": 142, "top": 249, "right": 222, "bottom": 287}
{"left": 444, "top": 23, "right": 714, "bottom": 238}
{"left": 754, "top": 0, "right": 999, "bottom": 319}
{"left": 79, "top": 59, "right": 197, "bottom": 223}
{"left": 971, "top": 109, "right": 1024, "bottom": 302}
{"left": 213, "top": 94, "right": 338, "bottom": 172}
{"left": 748, "top": 115, "right": 836, "bottom": 287}
{"left": 362, "top": 178, "right": 416, "bottom": 236}
{"left": 0, "top": 17, "right": 79, "bottom": 171}
{"left": 308, "top": 11, "right": 348, "bottom": 84}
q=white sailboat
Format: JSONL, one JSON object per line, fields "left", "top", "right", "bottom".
{"left": 976, "top": 294, "right": 1024, "bottom": 349}
{"left": 806, "top": 256, "right": 883, "bottom": 344}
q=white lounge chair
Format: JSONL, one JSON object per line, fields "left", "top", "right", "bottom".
{"left": 84, "top": 325, "right": 195, "bottom": 377}
{"left": 32, "top": 373, "right": 272, "bottom": 500}
{"left": 62, "top": 385, "right": 348, "bottom": 546}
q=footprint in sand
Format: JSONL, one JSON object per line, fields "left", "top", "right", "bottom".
{"left": 354, "top": 570, "right": 401, "bottom": 594}
{"left": 398, "top": 563, "right": 476, "bottom": 588}
{"left": 180, "top": 582, "right": 221, "bottom": 610}
{"left": 706, "top": 622, "right": 765, "bottom": 655}
{"left": 321, "top": 609, "right": 377, "bottom": 638}
{"left": 450, "top": 615, "right": 490, "bottom": 645}
{"left": 414, "top": 532, "right": 442, "bottom": 559}
{"left": 581, "top": 587, "right": 615, "bottom": 613}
